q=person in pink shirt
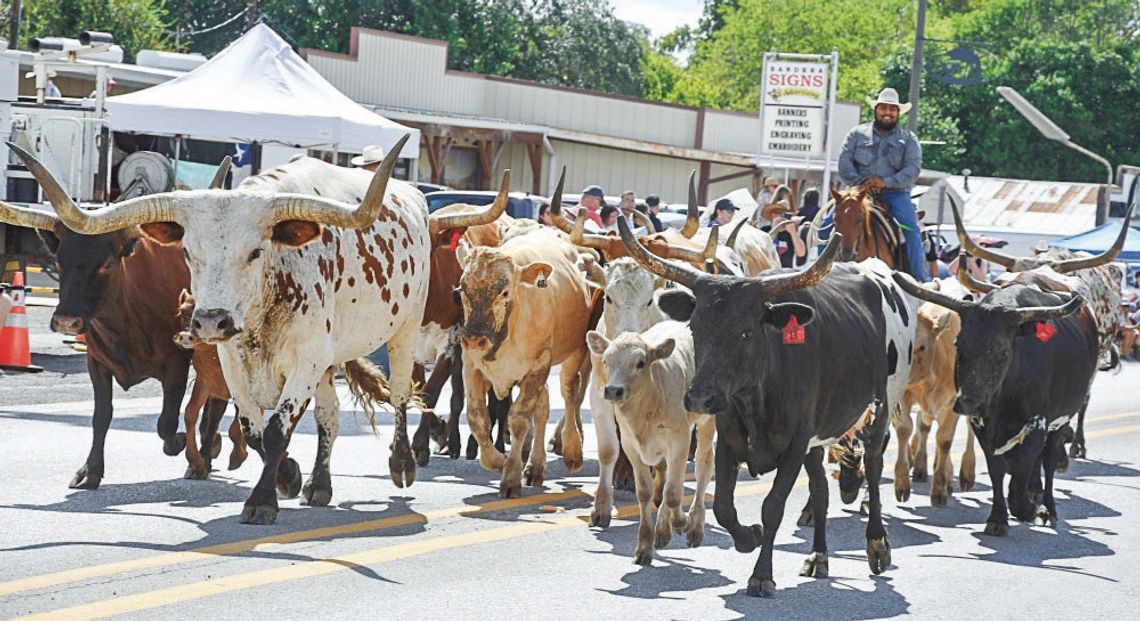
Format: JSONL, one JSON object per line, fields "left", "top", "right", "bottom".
{"left": 578, "top": 185, "right": 606, "bottom": 228}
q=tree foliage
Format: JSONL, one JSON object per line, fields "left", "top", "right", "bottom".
{"left": 17, "top": 0, "right": 171, "bottom": 62}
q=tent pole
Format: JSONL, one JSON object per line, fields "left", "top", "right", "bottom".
{"left": 173, "top": 136, "right": 181, "bottom": 187}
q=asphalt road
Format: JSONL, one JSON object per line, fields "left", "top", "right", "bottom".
{"left": 2, "top": 304, "right": 1140, "bottom": 619}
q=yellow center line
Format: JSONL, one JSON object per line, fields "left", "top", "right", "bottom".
{"left": 1082, "top": 410, "right": 1140, "bottom": 425}
{"left": 20, "top": 477, "right": 802, "bottom": 621}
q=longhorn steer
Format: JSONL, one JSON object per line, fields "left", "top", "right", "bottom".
{"left": 587, "top": 320, "right": 715, "bottom": 564}
{"left": 894, "top": 271, "right": 1095, "bottom": 533}
{"left": 951, "top": 193, "right": 1131, "bottom": 458}
{"left": 0, "top": 160, "right": 234, "bottom": 488}
{"left": 457, "top": 227, "right": 598, "bottom": 498}
{"left": 15, "top": 136, "right": 430, "bottom": 525}
{"left": 618, "top": 216, "right": 916, "bottom": 597}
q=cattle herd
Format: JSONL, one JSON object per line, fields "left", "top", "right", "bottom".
{"left": 0, "top": 133, "right": 1133, "bottom": 598}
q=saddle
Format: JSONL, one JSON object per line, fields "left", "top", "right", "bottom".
{"left": 867, "top": 197, "right": 910, "bottom": 274}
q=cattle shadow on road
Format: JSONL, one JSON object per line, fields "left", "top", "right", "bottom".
{"left": 721, "top": 575, "right": 909, "bottom": 619}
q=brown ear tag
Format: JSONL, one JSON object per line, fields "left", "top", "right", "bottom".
{"left": 783, "top": 315, "right": 805, "bottom": 345}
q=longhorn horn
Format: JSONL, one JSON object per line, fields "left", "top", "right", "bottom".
{"left": 1052, "top": 201, "right": 1135, "bottom": 273}
{"left": 8, "top": 141, "right": 177, "bottom": 234}
{"left": 753, "top": 233, "right": 842, "bottom": 295}
{"left": 617, "top": 213, "right": 704, "bottom": 289}
{"left": 627, "top": 207, "right": 657, "bottom": 233}
{"left": 569, "top": 211, "right": 616, "bottom": 253}
{"left": 430, "top": 170, "right": 511, "bottom": 233}
{"left": 956, "top": 254, "right": 998, "bottom": 294}
{"left": 725, "top": 218, "right": 748, "bottom": 248}
{"left": 270, "top": 134, "right": 409, "bottom": 228}
{"left": 680, "top": 170, "right": 699, "bottom": 238}
{"left": 209, "top": 156, "right": 232, "bottom": 189}
{"left": 948, "top": 187, "right": 1016, "bottom": 269}
{"left": 0, "top": 200, "right": 61, "bottom": 231}
{"left": 892, "top": 271, "right": 975, "bottom": 313}
{"left": 547, "top": 166, "right": 573, "bottom": 234}
{"left": 704, "top": 225, "right": 719, "bottom": 274}
{"left": 1013, "top": 293, "right": 1085, "bottom": 323}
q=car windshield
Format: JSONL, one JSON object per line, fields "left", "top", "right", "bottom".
{"left": 426, "top": 194, "right": 536, "bottom": 219}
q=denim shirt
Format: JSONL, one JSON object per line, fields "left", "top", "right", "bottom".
{"left": 838, "top": 122, "right": 922, "bottom": 190}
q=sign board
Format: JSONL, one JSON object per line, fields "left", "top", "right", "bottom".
{"left": 759, "top": 56, "right": 832, "bottom": 159}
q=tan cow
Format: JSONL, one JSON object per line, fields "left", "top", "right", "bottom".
{"left": 457, "top": 226, "right": 598, "bottom": 497}
{"left": 897, "top": 276, "right": 977, "bottom": 506}
{"left": 586, "top": 320, "right": 715, "bottom": 564}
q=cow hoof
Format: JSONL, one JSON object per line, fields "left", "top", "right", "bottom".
{"left": 984, "top": 521, "right": 1009, "bottom": 536}
{"left": 228, "top": 450, "right": 248, "bottom": 471}
{"left": 797, "top": 510, "right": 813, "bottom": 527}
{"left": 302, "top": 481, "right": 332, "bottom": 507}
{"left": 163, "top": 432, "right": 187, "bottom": 456}
{"left": 465, "top": 437, "right": 479, "bottom": 460}
{"left": 548, "top": 435, "right": 563, "bottom": 456}
{"left": 479, "top": 449, "right": 506, "bottom": 472}
{"left": 1035, "top": 508, "right": 1057, "bottom": 528}
{"left": 799, "top": 551, "right": 829, "bottom": 578}
{"left": 414, "top": 445, "right": 431, "bottom": 468}
{"left": 210, "top": 433, "right": 223, "bottom": 459}
{"left": 613, "top": 470, "right": 636, "bottom": 493}
{"left": 633, "top": 549, "right": 653, "bottom": 566}
{"left": 866, "top": 538, "right": 891, "bottom": 575}
{"left": 69, "top": 467, "right": 102, "bottom": 490}
{"left": 589, "top": 508, "right": 612, "bottom": 529}
{"left": 523, "top": 463, "right": 545, "bottom": 487}
{"left": 895, "top": 486, "right": 910, "bottom": 503}
{"left": 733, "top": 524, "right": 763, "bottom": 554}
{"left": 562, "top": 447, "right": 583, "bottom": 475}
{"left": 655, "top": 528, "right": 672, "bottom": 549}
{"left": 959, "top": 476, "right": 975, "bottom": 493}
{"left": 276, "top": 457, "right": 302, "bottom": 498}
{"left": 685, "top": 525, "right": 704, "bottom": 548}
{"left": 240, "top": 502, "right": 278, "bottom": 525}
{"left": 746, "top": 578, "right": 776, "bottom": 598}
{"left": 499, "top": 479, "right": 522, "bottom": 499}
{"left": 184, "top": 465, "right": 210, "bottom": 480}
{"left": 389, "top": 448, "right": 417, "bottom": 487}
{"left": 1069, "top": 443, "right": 1086, "bottom": 459}
{"left": 931, "top": 490, "right": 949, "bottom": 507}
{"left": 840, "top": 489, "right": 860, "bottom": 505}
{"left": 911, "top": 467, "right": 928, "bottom": 482}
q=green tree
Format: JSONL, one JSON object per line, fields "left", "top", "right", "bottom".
{"left": 19, "top": 0, "right": 172, "bottom": 62}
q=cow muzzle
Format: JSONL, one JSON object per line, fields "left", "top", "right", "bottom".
{"left": 953, "top": 392, "right": 978, "bottom": 417}
{"left": 190, "top": 308, "right": 242, "bottom": 343}
{"left": 50, "top": 313, "right": 84, "bottom": 335}
{"left": 684, "top": 387, "right": 727, "bottom": 414}
{"left": 603, "top": 385, "right": 627, "bottom": 402}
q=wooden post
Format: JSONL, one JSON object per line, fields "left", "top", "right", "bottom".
{"left": 526, "top": 143, "right": 543, "bottom": 195}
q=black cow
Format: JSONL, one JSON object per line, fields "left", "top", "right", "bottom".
{"left": 616, "top": 217, "right": 916, "bottom": 598}
{"left": 894, "top": 271, "right": 1095, "bottom": 533}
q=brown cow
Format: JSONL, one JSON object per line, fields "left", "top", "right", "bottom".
{"left": 458, "top": 226, "right": 597, "bottom": 497}
{"left": 173, "top": 290, "right": 247, "bottom": 478}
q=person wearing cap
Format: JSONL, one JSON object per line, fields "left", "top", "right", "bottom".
{"left": 757, "top": 176, "right": 781, "bottom": 208}
{"left": 644, "top": 194, "right": 665, "bottom": 232}
{"left": 759, "top": 197, "right": 807, "bottom": 268}
{"left": 27, "top": 69, "right": 61, "bottom": 98}
{"left": 709, "top": 197, "right": 737, "bottom": 227}
{"left": 351, "top": 145, "right": 385, "bottom": 172}
{"left": 838, "top": 87, "right": 927, "bottom": 281}
{"left": 579, "top": 185, "right": 606, "bottom": 228}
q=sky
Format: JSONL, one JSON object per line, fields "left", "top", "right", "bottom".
{"left": 610, "top": 0, "right": 705, "bottom": 41}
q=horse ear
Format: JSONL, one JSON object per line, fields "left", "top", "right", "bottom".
{"left": 829, "top": 188, "right": 843, "bottom": 204}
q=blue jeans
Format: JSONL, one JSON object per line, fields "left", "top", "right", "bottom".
{"left": 818, "top": 190, "right": 929, "bottom": 281}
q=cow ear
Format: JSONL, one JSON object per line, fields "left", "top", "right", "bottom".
{"left": 520, "top": 262, "right": 553, "bottom": 286}
{"left": 139, "top": 222, "right": 184, "bottom": 244}
{"left": 118, "top": 236, "right": 141, "bottom": 259}
{"left": 272, "top": 220, "right": 322, "bottom": 247}
{"left": 763, "top": 301, "right": 815, "bottom": 328}
{"left": 658, "top": 289, "right": 695, "bottom": 321}
{"left": 35, "top": 229, "right": 60, "bottom": 254}
{"left": 648, "top": 338, "right": 675, "bottom": 363}
{"left": 586, "top": 330, "right": 609, "bottom": 356}
{"left": 1017, "top": 321, "right": 1037, "bottom": 338}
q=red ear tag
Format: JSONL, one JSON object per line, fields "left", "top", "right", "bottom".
{"left": 448, "top": 230, "right": 463, "bottom": 251}
{"left": 782, "top": 315, "right": 805, "bottom": 345}
{"left": 1036, "top": 321, "right": 1056, "bottom": 343}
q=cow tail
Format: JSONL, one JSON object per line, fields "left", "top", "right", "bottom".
{"left": 1098, "top": 345, "right": 1121, "bottom": 373}
{"left": 342, "top": 358, "right": 429, "bottom": 436}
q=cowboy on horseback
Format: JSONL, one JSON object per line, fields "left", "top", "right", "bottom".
{"left": 837, "top": 87, "right": 928, "bottom": 281}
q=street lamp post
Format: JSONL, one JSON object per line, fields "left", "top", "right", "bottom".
{"left": 997, "top": 86, "right": 1114, "bottom": 225}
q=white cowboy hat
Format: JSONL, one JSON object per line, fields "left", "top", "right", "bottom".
{"left": 866, "top": 88, "right": 912, "bottom": 114}
{"left": 350, "top": 145, "right": 385, "bottom": 167}
{"left": 25, "top": 69, "right": 58, "bottom": 79}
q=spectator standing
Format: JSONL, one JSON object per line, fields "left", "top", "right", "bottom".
{"left": 756, "top": 176, "right": 780, "bottom": 208}
{"left": 537, "top": 202, "right": 553, "bottom": 226}
{"left": 760, "top": 199, "right": 807, "bottom": 268}
{"left": 600, "top": 205, "right": 619, "bottom": 230}
{"left": 579, "top": 185, "right": 606, "bottom": 228}
{"left": 708, "top": 197, "right": 737, "bottom": 227}
{"left": 351, "top": 145, "right": 385, "bottom": 172}
{"left": 644, "top": 194, "right": 665, "bottom": 232}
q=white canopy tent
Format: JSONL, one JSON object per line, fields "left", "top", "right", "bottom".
{"left": 104, "top": 24, "right": 419, "bottom": 158}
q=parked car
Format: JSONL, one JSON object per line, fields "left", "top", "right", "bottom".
{"left": 424, "top": 190, "right": 544, "bottom": 220}
{"left": 415, "top": 182, "right": 451, "bottom": 195}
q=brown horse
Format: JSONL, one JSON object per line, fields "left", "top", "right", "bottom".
{"left": 829, "top": 186, "right": 901, "bottom": 267}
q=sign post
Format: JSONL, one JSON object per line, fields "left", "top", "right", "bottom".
{"left": 758, "top": 52, "right": 838, "bottom": 192}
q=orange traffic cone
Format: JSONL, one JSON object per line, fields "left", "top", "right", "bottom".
{"left": 0, "top": 272, "right": 43, "bottom": 372}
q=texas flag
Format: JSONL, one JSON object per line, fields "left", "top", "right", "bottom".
{"left": 233, "top": 143, "right": 252, "bottom": 167}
